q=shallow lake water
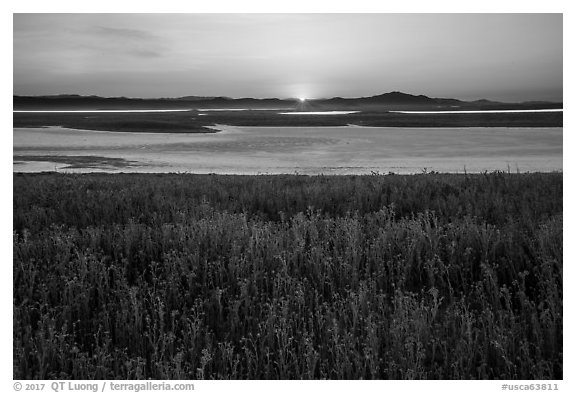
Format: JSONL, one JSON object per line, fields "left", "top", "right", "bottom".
{"left": 13, "top": 125, "right": 562, "bottom": 174}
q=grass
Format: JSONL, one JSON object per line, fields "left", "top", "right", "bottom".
{"left": 13, "top": 110, "right": 563, "bottom": 133}
{"left": 13, "top": 172, "right": 562, "bottom": 379}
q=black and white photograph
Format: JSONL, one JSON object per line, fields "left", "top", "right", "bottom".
{"left": 10, "top": 4, "right": 565, "bottom": 386}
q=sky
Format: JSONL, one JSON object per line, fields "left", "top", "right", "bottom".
{"left": 13, "top": 13, "right": 563, "bottom": 102}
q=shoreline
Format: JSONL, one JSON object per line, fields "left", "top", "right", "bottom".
{"left": 12, "top": 123, "right": 565, "bottom": 136}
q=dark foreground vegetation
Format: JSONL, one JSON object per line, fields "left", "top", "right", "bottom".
{"left": 13, "top": 172, "right": 562, "bottom": 379}
{"left": 13, "top": 110, "right": 563, "bottom": 133}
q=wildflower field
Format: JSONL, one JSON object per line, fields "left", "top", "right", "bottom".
{"left": 13, "top": 172, "right": 562, "bottom": 379}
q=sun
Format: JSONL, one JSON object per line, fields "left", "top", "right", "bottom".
{"left": 298, "top": 97, "right": 307, "bottom": 102}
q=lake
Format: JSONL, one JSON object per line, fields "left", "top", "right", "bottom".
{"left": 13, "top": 125, "right": 562, "bottom": 174}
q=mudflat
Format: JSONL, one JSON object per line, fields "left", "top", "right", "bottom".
{"left": 13, "top": 125, "right": 562, "bottom": 174}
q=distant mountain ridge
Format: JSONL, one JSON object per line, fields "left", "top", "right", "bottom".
{"left": 13, "top": 91, "right": 562, "bottom": 111}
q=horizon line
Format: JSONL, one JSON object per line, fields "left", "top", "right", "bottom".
{"left": 12, "top": 91, "right": 564, "bottom": 104}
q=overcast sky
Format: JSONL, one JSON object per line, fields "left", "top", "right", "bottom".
{"left": 13, "top": 13, "right": 562, "bottom": 102}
